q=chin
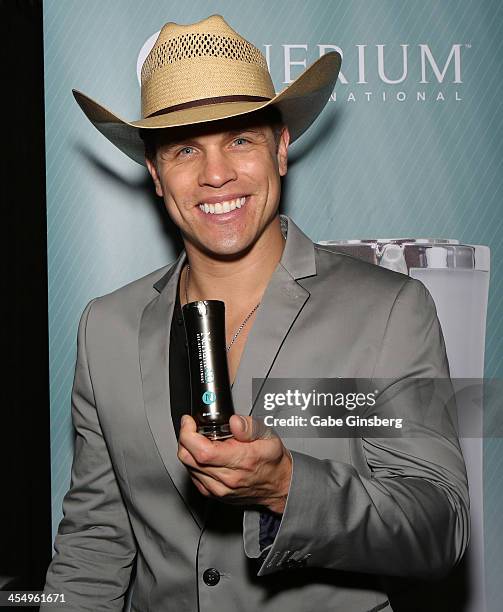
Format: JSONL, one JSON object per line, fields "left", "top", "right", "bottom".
{"left": 201, "top": 238, "right": 253, "bottom": 259}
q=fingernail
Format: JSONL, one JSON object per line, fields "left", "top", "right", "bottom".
{"left": 181, "top": 415, "right": 188, "bottom": 426}
{"left": 238, "top": 416, "right": 247, "bottom": 432}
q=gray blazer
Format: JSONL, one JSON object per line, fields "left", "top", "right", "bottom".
{"left": 42, "top": 215, "right": 469, "bottom": 612}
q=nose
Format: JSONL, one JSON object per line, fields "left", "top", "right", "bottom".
{"left": 198, "top": 146, "right": 237, "bottom": 188}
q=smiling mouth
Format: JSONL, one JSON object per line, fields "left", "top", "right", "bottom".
{"left": 198, "top": 196, "right": 246, "bottom": 215}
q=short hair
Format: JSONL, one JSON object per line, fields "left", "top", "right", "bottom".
{"left": 140, "top": 105, "right": 284, "bottom": 162}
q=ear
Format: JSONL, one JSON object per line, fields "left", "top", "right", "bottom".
{"left": 277, "top": 126, "right": 290, "bottom": 177}
{"left": 145, "top": 156, "right": 164, "bottom": 197}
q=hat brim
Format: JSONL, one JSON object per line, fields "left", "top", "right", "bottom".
{"left": 73, "top": 51, "right": 341, "bottom": 166}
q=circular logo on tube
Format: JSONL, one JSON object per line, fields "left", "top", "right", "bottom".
{"left": 202, "top": 391, "right": 217, "bottom": 405}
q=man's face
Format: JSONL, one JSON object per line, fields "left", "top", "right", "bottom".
{"left": 145, "top": 115, "right": 289, "bottom": 259}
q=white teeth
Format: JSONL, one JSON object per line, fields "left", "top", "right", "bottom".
{"left": 199, "top": 197, "right": 246, "bottom": 214}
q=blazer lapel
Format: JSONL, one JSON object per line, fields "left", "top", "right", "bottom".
{"left": 139, "top": 249, "right": 207, "bottom": 528}
{"left": 231, "top": 215, "right": 317, "bottom": 415}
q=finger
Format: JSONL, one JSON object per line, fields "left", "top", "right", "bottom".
{"left": 179, "top": 444, "right": 250, "bottom": 489}
{"left": 229, "top": 415, "right": 277, "bottom": 442}
{"left": 190, "top": 475, "right": 212, "bottom": 497}
{"left": 180, "top": 417, "right": 277, "bottom": 467}
{"left": 189, "top": 469, "right": 234, "bottom": 498}
{"left": 180, "top": 413, "right": 197, "bottom": 432}
{"left": 179, "top": 425, "right": 251, "bottom": 467}
{"left": 190, "top": 470, "right": 259, "bottom": 505}
{"left": 177, "top": 444, "right": 199, "bottom": 469}
{"left": 178, "top": 443, "right": 237, "bottom": 476}
{"left": 179, "top": 415, "right": 221, "bottom": 463}
{"left": 179, "top": 443, "right": 232, "bottom": 490}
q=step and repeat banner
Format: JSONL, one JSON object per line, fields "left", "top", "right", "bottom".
{"left": 44, "top": 1, "right": 502, "bottom": 609}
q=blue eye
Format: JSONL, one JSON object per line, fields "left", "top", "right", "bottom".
{"left": 234, "top": 137, "right": 249, "bottom": 145}
{"left": 179, "top": 146, "right": 194, "bottom": 156}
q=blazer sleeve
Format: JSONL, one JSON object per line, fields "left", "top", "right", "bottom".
{"left": 41, "top": 299, "right": 137, "bottom": 611}
{"left": 243, "top": 278, "right": 470, "bottom": 579}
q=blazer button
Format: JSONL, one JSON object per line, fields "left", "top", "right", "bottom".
{"left": 203, "top": 568, "right": 220, "bottom": 586}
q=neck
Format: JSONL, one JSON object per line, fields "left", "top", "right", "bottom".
{"left": 183, "top": 215, "right": 285, "bottom": 306}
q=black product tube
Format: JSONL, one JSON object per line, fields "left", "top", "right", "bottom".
{"left": 182, "top": 300, "right": 235, "bottom": 439}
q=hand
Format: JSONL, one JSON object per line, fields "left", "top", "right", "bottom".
{"left": 177, "top": 414, "right": 292, "bottom": 513}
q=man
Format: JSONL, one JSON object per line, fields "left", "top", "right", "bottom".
{"left": 43, "top": 15, "right": 469, "bottom": 612}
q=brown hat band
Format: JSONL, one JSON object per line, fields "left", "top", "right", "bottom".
{"left": 147, "top": 95, "right": 271, "bottom": 118}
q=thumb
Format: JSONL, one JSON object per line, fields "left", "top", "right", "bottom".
{"left": 229, "top": 414, "right": 275, "bottom": 442}
{"left": 180, "top": 414, "right": 197, "bottom": 432}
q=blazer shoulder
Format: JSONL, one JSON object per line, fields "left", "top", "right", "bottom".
{"left": 85, "top": 261, "right": 176, "bottom": 324}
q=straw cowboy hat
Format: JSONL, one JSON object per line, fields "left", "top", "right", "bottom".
{"left": 73, "top": 14, "right": 341, "bottom": 166}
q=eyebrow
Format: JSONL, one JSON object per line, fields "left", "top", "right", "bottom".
{"left": 227, "top": 127, "right": 266, "bottom": 135}
{"left": 159, "top": 127, "right": 266, "bottom": 151}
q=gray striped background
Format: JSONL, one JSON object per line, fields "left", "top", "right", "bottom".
{"left": 44, "top": 1, "right": 502, "bottom": 607}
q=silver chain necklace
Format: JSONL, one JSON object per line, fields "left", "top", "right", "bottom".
{"left": 184, "top": 264, "right": 260, "bottom": 352}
